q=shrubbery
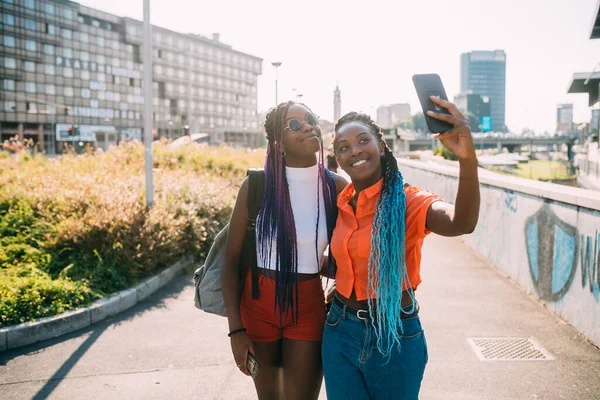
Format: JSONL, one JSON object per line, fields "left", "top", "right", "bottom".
{"left": 0, "top": 141, "right": 265, "bottom": 327}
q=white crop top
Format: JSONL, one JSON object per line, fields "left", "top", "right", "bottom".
{"left": 256, "top": 164, "right": 329, "bottom": 274}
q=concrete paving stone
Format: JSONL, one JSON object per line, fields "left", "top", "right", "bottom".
{"left": 136, "top": 275, "right": 162, "bottom": 302}
{"left": 90, "top": 293, "right": 126, "bottom": 325}
{"left": 0, "top": 328, "right": 6, "bottom": 352}
{"left": 6, "top": 308, "right": 91, "bottom": 350}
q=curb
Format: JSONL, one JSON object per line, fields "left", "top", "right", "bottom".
{"left": 0, "top": 257, "right": 194, "bottom": 352}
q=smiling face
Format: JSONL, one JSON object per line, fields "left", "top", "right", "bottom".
{"left": 334, "top": 121, "right": 385, "bottom": 189}
{"left": 280, "top": 104, "right": 322, "bottom": 162}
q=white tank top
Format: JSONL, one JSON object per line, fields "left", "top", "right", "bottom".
{"left": 256, "top": 164, "right": 329, "bottom": 274}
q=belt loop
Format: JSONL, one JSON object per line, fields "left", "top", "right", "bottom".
{"left": 341, "top": 303, "right": 347, "bottom": 320}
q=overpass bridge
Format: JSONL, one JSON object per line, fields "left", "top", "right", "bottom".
{"left": 393, "top": 131, "right": 574, "bottom": 153}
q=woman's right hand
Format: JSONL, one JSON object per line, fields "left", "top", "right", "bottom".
{"left": 230, "top": 332, "right": 255, "bottom": 376}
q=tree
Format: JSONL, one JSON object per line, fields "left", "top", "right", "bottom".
{"left": 412, "top": 112, "right": 427, "bottom": 133}
{"left": 395, "top": 119, "right": 414, "bottom": 130}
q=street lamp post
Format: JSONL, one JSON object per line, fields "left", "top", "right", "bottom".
{"left": 143, "top": 0, "right": 154, "bottom": 208}
{"left": 271, "top": 61, "right": 282, "bottom": 105}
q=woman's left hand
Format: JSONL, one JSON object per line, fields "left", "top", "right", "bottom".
{"left": 427, "top": 96, "right": 477, "bottom": 163}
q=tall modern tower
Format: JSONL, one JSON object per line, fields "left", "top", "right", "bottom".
{"left": 333, "top": 85, "right": 341, "bottom": 123}
{"left": 460, "top": 50, "right": 506, "bottom": 132}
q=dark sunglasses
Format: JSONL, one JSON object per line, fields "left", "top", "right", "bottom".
{"left": 285, "top": 113, "right": 320, "bottom": 132}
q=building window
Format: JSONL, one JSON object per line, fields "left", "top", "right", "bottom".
{"left": 2, "top": 0, "right": 14, "bottom": 4}
{"left": 26, "top": 102, "right": 37, "bottom": 113}
{"left": 43, "top": 44, "right": 55, "bottom": 55}
{"left": 46, "top": 105, "right": 57, "bottom": 115}
{"left": 25, "top": 40, "right": 37, "bottom": 51}
{"left": 4, "top": 57, "right": 16, "bottom": 69}
{"left": 43, "top": 3, "right": 55, "bottom": 15}
{"left": 97, "top": 73, "right": 106, "bottom": 82}
{"left": 3, "top": 79, "right": 16, "bottom": 91}
{"left": 61, "top": 28, "right": 72, "bottom": 39}
{"left": 126, "top": 44, "right": 134, "bottom": 54}
{"left": 97, "top": 36, "right": 104, "bottom": 46}
{"left": 80, "top": 51, "right": 90, "bottom": 61}
{"left": 96, "top": 54, "right": 105, "bottom": 64}
{"left": 46, "top": 23, "right": 56, "bottom": 35}
{"left": 130, "top": 78, "right": 135, "bottom": 87}
{"left": 62, "top": 48, "right": 73, "bottom": 58}
{"left": 24, "top": 0, "right": 35, "bottom": 9}
{"left": 4, "top": 101, "right": 16, "bottom": 112}
{"left": 64, "top": 87, "right": 74, "bottom": 97}
{"left": 112, "top": 57, "right": 119, "bottom": 67}
{"left": 81, "top": 70, "right": 90, "bottom": 80}
{"left": 80, "top": 32, "right": 89, "bottom": 43}
{"left": 46, "top": 84, "right": 56, "bottom": 95}
{"left": 178, "top": 54, "right": 184, "bottom": 63}
{"left": 63, "top": 67, "right": 73, "bottom": 78}
{"left": 3, "top": 36, "right": 16, "bottom": 47}
{"left": 23, "top": 61, "right": 35, "bottom": 72}
{"left": 64, "top": 8, "right": 74, "bottom": 20}
{"left": 111, "top": 40, "right": 119, "bottom": 50}
{"left": 25, "top": 81, "right": 36, "bottom": 93}
{"left": 2, "top": 13, "right": 15, "bottom": 25}
{"left": 81, "top": 88, "right": 91, "bottom": 99}
{"left": 91, "top": 19, "right": 100, "bottom": 28}
{"left": 44, "top": 64, "right": 55, "bottom": 75}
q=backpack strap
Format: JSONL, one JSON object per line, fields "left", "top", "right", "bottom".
{"left": 246, "top": 169, "right": 264, "bottom": 300}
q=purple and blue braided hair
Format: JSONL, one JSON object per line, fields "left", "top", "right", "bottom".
{"left": 257, "top": 101, "right": 337, "bottom": 321}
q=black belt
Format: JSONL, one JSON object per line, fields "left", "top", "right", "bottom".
{"left": 332, "top": 295, "right": 419, "bottom": 321}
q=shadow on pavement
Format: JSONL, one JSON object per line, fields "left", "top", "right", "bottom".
{"left": 0, "top": 273, "right": 193, "bottom": 368}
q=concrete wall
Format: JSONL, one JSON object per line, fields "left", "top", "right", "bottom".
{"left": 398, "top": 158, "right": 600, "bottom": 347}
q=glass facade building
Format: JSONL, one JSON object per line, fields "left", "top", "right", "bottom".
{"left": 460, "top": 50, "right": 506, "bottom": 132}
{"left": 0, "top": 0, "right": 262, "bottom": 153}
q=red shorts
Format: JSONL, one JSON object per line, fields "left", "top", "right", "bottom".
{"left": 239, "top": 270, "right": 326, "bottom": 342}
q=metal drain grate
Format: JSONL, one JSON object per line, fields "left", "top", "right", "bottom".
{"left": 467, "top": 337, "right": 554, "bottom": 361}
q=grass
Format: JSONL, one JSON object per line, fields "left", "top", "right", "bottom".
{"left": 512, "top": 160, "right": 576, "bottom": 181}
{"left": 0, "top": 141, "right": 265, "bottom": 327}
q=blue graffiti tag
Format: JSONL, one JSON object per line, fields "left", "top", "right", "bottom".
{"left": 525, "top": 203, "right": 579, "bottom": 302}
{"left": 504, "top": 190, "right": 518, "bottom": 213}
{"left": 580, "top": 232, "right": 600, "bottom": 301}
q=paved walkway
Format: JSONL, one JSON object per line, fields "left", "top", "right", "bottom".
{"left": 1, "top": 235, "right": 600, "bottom": 399}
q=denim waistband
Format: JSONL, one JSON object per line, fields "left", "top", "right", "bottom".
{"left": 332, "top": 295, "right": 419, "bottom": 322}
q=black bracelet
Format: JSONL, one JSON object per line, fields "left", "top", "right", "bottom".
{"left": 228, "top": 327, "right": 247, "bottom": 337}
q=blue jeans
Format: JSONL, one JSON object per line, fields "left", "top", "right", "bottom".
{"left": 322, "top": 300, "right": 428, "bottom": 400}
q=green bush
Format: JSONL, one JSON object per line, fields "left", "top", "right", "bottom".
{"left": 434, "top": 144, "right": 458, "bottom": 161}
{"left": 0, "top": 142, "right": 265, "bottom": 327}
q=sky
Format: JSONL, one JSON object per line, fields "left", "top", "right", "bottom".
{"left": 80, "top": 0, "right": 600, "bottom": 133}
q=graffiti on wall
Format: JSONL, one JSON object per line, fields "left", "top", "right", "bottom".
{"left": 580, "top": 232, "right": 600, "bottom": 301}
{"left": 503, "top": 189, "right": 518, "bottom": 213}
{"left": 525, "top": 203, "right": 579, "bottom": 302}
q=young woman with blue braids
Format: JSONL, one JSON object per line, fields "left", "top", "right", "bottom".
{"left": 323, "top": 96, "right": 480, "bottom": 400}
{"left": 221, "top": 101, "right": 347, "bottom": 399}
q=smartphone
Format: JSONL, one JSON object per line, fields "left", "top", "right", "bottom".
{"left": 412, "top": 74, "right": 454, "bottom": 133}
{"left": 246, "top": 352, "right": 259, "bottom": 380}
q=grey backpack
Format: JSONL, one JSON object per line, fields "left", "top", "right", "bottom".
{"left": 193, "top": 169, "right": 264, "bottom": 316}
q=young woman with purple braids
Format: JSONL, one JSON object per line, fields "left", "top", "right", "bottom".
{"left": 323, "top": 96, "right": 480, "bottom": 399}
{"left": 221, "top": 101, "right": 347, "bottom": 399}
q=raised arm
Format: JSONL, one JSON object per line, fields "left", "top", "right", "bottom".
{"left": 424, "top": 96, "right": 480, "bottom": 237}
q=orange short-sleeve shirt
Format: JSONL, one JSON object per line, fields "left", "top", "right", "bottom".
{"left": 331, "top": 179, "right": 442, "bottom": 301}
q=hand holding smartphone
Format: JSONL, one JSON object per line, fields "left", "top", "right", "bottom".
{"left": 246, "top": 352, "right": 259, "bottom": 380}
{"left": 412, "top": 74, "right": 454, "bottom": 133}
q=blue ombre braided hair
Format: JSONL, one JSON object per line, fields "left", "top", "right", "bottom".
{"left": 258, "top": 101, "right": 337, "bottom": 321}
{"left": 334, "top": 112, "right": 416, "bottom": 356}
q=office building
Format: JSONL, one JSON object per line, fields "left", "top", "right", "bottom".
{"left": 454, "top": 91, "right": 492, "bottom": 132}
{"left": 556, "top": 104, "right": 574, "bottom": 133}
{"left": 0, "top": 0, "right": 262, "bottom": 154}
{"left": 460, "top": 50, "right": 506, "bottom": 132}
{"left": 376, "top": 103, "right": 411, "bottom": 129}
